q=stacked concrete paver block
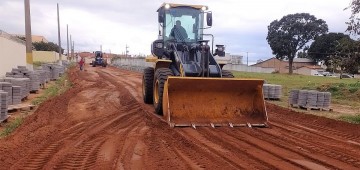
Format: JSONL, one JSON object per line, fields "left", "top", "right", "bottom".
{"left": 12, "top": 86, "right": 22, "bottom": 105}
{"left": 0, "top": 82, "right": 12, "bottom": 105}
{"left": 0, "top": 91, "right": 8, "bottom": 121}
{"left": 289, "top": 89, "right": 332, "bottom": 110}
{"left": 297, "top": 90, "right": 308, "bottom": 107}
{"left": 4, "top": 78, "right": 30, "bottom": 100}
{"left": 263, "top": 84, "right": 282, "bottom": 100}
{"left": 289, "top": 89, "right": 299, "bottom": 105}
{"left": 28, "top": 71, "right": 40, "bottom": 91}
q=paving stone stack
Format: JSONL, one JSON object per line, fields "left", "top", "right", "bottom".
{"left": 263, "top": 84, "right": 282, "bottom": 100}
{"left": 27, "top": 71, "right": 40, "bottom": 91}
{"left": 306, "top": 90, "right": 318, "bottom": 108}
{"left": 291, "top": 89, "right": 332, "bottom": 109}
{"left": 54, "top": 65, "right": 65, "bottom": 78}
{"left": 289, "top": 89, "right": 299, "bottom": 105}
{"left": 41, "top": 64, "right": 52, "bottom": 82}
{"left": 12, "top": 86, "right": 22, "bottom": 105}
{"left": 35, "top": 69, "right": 47, "bottom": 86}
{"left": 4, "top": 77, "right": 30, "bottom": 100}
{"left": 42, "top": 64, "right": 63, "bottom": 80}
{"left": 263, "top": 84, "right": 269, "bottom": 99}
{"left": 0, "top": 91, "right": 8, "bottom": 121}
{"left": 0, "top": 82, "right": 13, "bottom": 105}
{"left": 323, "top": 92, "right": 331, "bottom": 108}
{"left": 297, "top": 90, "right": 308, "bottom": 107}
{"left": 273, "top": 85, "right": 282, "bottom": 99}
{"left": 316, "top": 92, "right": 325, "bottom": 108}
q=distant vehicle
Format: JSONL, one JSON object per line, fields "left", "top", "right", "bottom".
{"left": 341, "top": 74, "right": 354, "bottom": 78}
{"left": 322, "top": 72, "right": 337, "bottom": 77}
{"left": 91, "top": 51, "right": 107, "bottom": 67}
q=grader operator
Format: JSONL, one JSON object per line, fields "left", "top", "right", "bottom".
{"left": 142, "top": 3, "right": 268, "bottom": 128}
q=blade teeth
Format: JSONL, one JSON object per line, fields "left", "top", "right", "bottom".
{"left": 191, "top": 124, "right": 196, "bottom": 129}
{"left": 247, "top": 123, "right": 252, "bottom": 128}
{"left": 229, "top": 123, "right": 234, "bottom": 128}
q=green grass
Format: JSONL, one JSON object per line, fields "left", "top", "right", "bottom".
{"left": 232, "top": 71, "right": 360, "bottom": 106}
{"left": 0, "top": 117, "right": 24, "bottom": 137}
{"left": 339, "top": 115, "right": 360, "bottom": 124}
{"left": 32, "top": 73, "right": 72, "bottom": 105}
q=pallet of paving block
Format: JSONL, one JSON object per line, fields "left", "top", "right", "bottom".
{"left": 289, "top": 103, "right": 300, "bottom": 108}
{"left": 299, "top": 105, "right": 322, "bottom": 111}
{"left": 0, "top": 115, "right": 9, "bottom": 123}
{"left": 320, "top": 107, "right": 333, "bottom": 112}
{"left": 264, "top": 97, "right": 281, "bottom": 101}
{"left": 30, "top": 90, "right": 39, "bottom": 94}
{"left": 7, "top": 104, "right": 35, "bottom": 113}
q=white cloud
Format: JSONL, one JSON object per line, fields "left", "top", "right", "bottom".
{"left": 0, "top": 0, "right": 354, "bottom": 62}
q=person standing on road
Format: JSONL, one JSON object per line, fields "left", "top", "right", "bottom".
{"left": 79, "top": 57, "right": 85, "bottom": 71}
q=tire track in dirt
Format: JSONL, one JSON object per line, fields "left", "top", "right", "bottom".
{"left": 268, "top": 123, "right": 360, "bottom": 168}
{"left": 3, "top": 66, "right": 360, "bottom": 169}
{"left": 270, "top": 121, "right": 360, "bottom": 152}
{"left": 199, "top": 128, "right": 309, "bottom": 170}
{"left": 53, "top": 138, "right": 106, "bottom": 169}
{"left": 268, "top": 104, "right": 360, "bottom": 141}
{"left": 242, "top": 128, "right": 359, "bottom": 169}
{"left": 271, "top": 114, "right": 360, "bottom": 143}
{"left": 15, "top": 142, "right": 63, "bottom": 170}
{"left": 12, "top": 67, "right": 148, "bottom": 169}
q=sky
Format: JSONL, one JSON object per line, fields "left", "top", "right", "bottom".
{"left": 0, "top": 0, "right": 353, "bottom": 64}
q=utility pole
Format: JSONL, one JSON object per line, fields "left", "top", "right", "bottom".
{"left": 66, "top": 24, "right": 69, "bottom": 61}
{"left": 57, "top": 3, "right": 62, "bottom": 65}
{"left": 72, "top": 40, "right": 74, "bottom": 61}
{"left": 24, "top": 0, "right": 33, "bottom": 70}
{"left": 125, "top": 44, "right": 129, "bottom": 57}
{"left": 246, "top": 52, "right": 249, "bottom": 66}
{"left": 70, "top": 35, "right": 72, "bottom": 60}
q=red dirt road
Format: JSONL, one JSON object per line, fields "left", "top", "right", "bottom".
{"left": 0, "top": 66, "right": 360, "bottom": 170}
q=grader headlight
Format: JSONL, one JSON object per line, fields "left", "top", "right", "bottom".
{"left": 165, "top": 4, "right": 171, "bottom": 9}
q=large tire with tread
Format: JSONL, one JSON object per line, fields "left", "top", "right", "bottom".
{"left": 142, "top": 67, "right": 154, "bottom": 104}
{"left": 92, "top": 61, "right": 96, "bottom": 67}
{"left": 222, "top": 70, "right": 234, "bottom": 78}
{"left": 153, "top": 68, "right": 173, "bottom": 115}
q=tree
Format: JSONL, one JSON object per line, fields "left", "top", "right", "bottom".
{"left": 346, "top": 0, "right": 360, "bottom": 35}
{"left": 33, "top": 41, "right": 64, "bottom": 54}
{"left": 334, "top": 38, "right": 360, "bottom": 76}
{"left": 297, "top": 51, "right": 309, "bottom": 58}
{"left": 266, "top": 13, "right": 328, "bottom": 74}
{"left": 308, "top": 33, "right": 350, "bottom": 65}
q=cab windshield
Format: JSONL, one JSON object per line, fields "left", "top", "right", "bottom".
{"left": 164, "top": 7, "right": 203, "bottom": 42}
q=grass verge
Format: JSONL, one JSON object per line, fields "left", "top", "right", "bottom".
{"left": 32, "top": 73, "right": 72, "bottom": 105}
{"left": 340, "top": 115, "right": 360, "bottom": 124}
{"left": 0, "top": 117, "right": 24, "bottom": 137}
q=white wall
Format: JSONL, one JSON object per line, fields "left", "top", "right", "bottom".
{"left": 112, "top": 58, "right": 275, "bottom": 73}
{"left": 0, "top": 31, "right": 26, "bottom": 77}
{"left": 112, "top": 58, "right": 152, "bottom": 67}
{"left": 223, "top": 64, "right": 275, "bottom": 73}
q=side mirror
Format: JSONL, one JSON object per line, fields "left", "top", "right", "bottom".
{"left": 207, "top": 12, "right": 212, "bottom": 26}
{"left": 158, "top": 10, "right": 164, "bottom": 23}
